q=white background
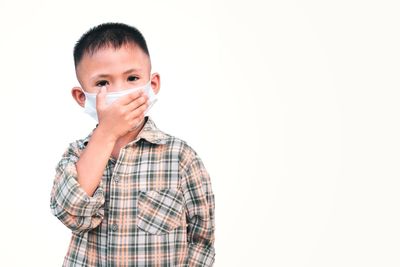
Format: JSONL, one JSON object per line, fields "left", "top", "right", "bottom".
{"left": 0, "top": 0, "right": 399, "bottom": 266}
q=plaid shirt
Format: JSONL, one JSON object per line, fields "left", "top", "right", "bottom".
{"left": 50, "top": 116, "right": 215, "bottom": 266}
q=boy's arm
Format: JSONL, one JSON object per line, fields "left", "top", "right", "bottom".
{"left": 75, "top": 126, "right": 116, "bottom": 196}
{"left": 181, "top": 152, "right": 216, "bottom": 267}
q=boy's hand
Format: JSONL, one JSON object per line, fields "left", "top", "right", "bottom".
{"left": 95, "top": 86, "right": 149, "bottom": 141}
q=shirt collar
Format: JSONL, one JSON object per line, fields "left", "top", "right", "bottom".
{"left": 134, "top": 115, "right": 169, "bottom": 145}
{"left": 82, "top": 115, "right": 169, "bottom": 147}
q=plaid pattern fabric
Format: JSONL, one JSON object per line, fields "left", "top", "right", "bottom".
{"left": 50, "top": 116, "right": 215, "bottom": 266}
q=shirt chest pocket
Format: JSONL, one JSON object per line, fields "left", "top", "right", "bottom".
{"left": 136, "top": 188, "right": 184, "bottom": 235}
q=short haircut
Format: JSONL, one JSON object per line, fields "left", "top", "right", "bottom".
{"left": 73, "top": 22, "right": 150, "bottom": 67}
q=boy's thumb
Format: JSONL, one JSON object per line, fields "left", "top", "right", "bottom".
{"left": 96, "top": 86, "right": 107, "bottom": 109}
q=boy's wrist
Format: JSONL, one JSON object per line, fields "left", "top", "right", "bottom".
{"left": 93, "top": 124, "right": 118, "bottom": 144}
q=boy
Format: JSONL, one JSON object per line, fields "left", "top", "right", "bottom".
{"left": 50, "top": 23, "right": 215, "bottom": 267}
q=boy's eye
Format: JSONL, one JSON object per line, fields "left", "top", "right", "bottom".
{"left": 127, "top": 76, "right": 139, "bottom": 82}
{"left": 96, "top": 80, "right": 109, "bottom": 87}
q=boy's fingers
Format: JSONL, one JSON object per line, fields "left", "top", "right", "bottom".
{"left": 96, "top": 86, "right": 107, "bottom": 109}
{"left": 116, "top": 89, "right": 144, "bottom": 105}
{"left": 127, "top": 102, "right": 148, "bottom": 120}
{"left": 125, "top": 94, "right": 148, "bottom": 112}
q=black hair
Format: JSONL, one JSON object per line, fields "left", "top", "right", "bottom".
{"left": 73, "top": 22, "right": 150, "bottom": 67}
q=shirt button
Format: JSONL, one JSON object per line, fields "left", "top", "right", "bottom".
{"left": 114, "top": 175, "right": 119, "bottom": 183}
{"left": 112, "top": 224, "right": 118, "bottom": 232}
{"left": 95, "top": 190, "right": 103, "bottom": 198}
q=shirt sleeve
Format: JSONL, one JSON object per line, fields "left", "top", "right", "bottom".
{"left": 50, "top": 142, "right": 105, "bottom": 234}
{"left": 181, "top": 152, "right": 216, "bottom": 267}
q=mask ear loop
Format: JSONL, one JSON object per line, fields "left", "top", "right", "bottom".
{"left": 80, "top": 87, "right": 99, "bottom": 97}
{"left": 145, "top": 76, "right": 158, "bottom": 114}
{"left": 79, "top": 88, "right": 89, "bottom": 108}
{"left": 149, "top": 72, "right": 155, "bottom": 85}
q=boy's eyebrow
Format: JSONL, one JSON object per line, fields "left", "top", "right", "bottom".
{"left": 122, "top": 68, "right": 142, "bottom": 74}
{"left": 90, "top": 68, "right": 142, "bottom": 80}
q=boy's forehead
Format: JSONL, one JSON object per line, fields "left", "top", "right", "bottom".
{"left": 76, "top": 43, "right": 150, "bottom": 75}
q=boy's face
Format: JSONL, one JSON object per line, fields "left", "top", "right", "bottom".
{"left": 72, "top": 43, "right": 160, "bottom": 107}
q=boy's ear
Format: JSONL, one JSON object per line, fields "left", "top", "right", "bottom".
{"left": 150, "top": 73, "right": 160, "bottom": 95}
{"left": 71, "top": 87, "right": 86, "bottom": 108}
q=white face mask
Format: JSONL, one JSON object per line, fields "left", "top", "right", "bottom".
{"left": 81, "top": 80, "right": 157, "bottom": 122}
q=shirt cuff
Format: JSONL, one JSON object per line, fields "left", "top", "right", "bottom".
{"left": 186, "top": 242, "right": 215, "bottom": 267}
